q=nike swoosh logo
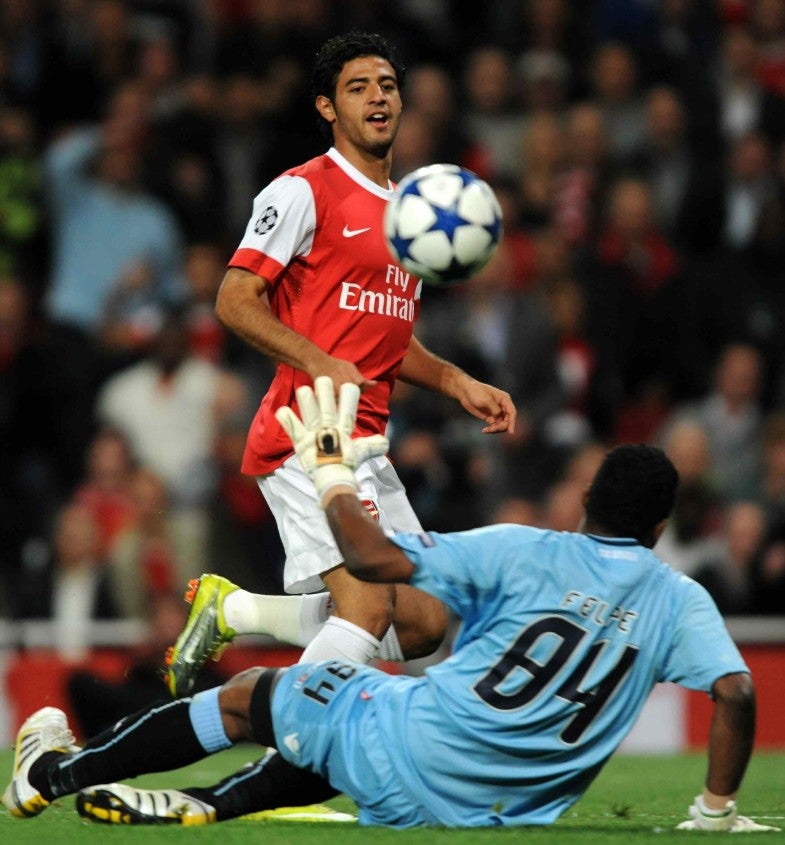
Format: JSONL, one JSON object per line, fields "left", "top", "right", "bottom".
{"left": 342, "top": 225, "right": 371, "bottom": 238}
{"left": 283, "top": 733, "right": 300, "bottom": 754}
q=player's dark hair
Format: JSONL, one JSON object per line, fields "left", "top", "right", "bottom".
{"left": 584, "top": 445, "right": 678, "bottom": 547}
{"left": 312, "top": 31, "right": 406, "bottom": 140}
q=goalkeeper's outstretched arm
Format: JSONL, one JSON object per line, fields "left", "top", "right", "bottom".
{"left": 323, "top": 489, "right": 414, "bottom": 584}
{"left": 275, "top": 375, "right": 415, "bottom": 584}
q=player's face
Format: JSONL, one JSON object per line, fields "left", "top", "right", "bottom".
{"left": 320, "top": 56, "right": 402, "bottom": 157}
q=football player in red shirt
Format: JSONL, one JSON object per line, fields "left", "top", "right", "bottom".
{"left": 165, "top": 31, "right": 516, "bottom": 697}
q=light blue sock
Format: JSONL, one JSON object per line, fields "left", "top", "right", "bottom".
{"left": 189, "top": 688, "right": 232, "bottom": 753}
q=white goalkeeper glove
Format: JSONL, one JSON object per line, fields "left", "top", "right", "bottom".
{"left": 676, "top": 795, "right": 780, "bottom": 832}
{"left": 275, "top": 376, "right": 389, "bottom": 501}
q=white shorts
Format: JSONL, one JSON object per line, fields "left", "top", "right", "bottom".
{"left": 257, "top": 454, "right": 423, "bottom": 594}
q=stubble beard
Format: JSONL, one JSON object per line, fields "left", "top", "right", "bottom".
{"left": 358, "top": 117, "right": 398, "bottom": 160}
{"left": 366, "top": 138, "right": 394, "bottom": 159}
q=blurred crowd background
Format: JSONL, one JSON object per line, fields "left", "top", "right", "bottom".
{"left": 3, "top": 0, "right": 785, "bottom": 662}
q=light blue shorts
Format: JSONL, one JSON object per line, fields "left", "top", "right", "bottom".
{"left": 270, "top": 660, "right": 437, "bottom": 827}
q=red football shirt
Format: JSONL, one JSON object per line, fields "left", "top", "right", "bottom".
{"left": 229, "top": 148, "right": 422, "bottom": 475}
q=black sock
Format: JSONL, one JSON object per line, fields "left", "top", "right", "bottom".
{"left": 31, "top": 698, "right": 208, "bottom": 800}
{"left": 184, "top": 751, "right": 338, "bottom": 821}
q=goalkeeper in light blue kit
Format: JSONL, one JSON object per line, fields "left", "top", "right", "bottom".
{"left": 3, "top": 378, "right": 777, "bottom": 832}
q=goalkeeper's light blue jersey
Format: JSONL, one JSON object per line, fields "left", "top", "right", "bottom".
{"left": 376, "top": 525, "right": 747, "bottom": 827}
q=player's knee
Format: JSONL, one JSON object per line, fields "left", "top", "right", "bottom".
{"left": 338, "top": 602, "right": 394, "bottom": 640}
{"left": 330, "top": 584, "right": 395, "bottom": 640}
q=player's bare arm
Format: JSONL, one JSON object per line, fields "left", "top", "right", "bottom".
{"left": 399, "top": 335, "right": 517, "bottom": 434}
{"left": 324, "top": 490, "right": 414, "bottom": 584}
{"left": 703, "top": 672, "right": 755, "bottom": 805}
{"left": 676, "top": 671, "right": 769, "bottom": 832}
{"left": 274, "top": 376, "right": 414, "bottom": 584}
{"left": 215, "top": 267, "right": 377, "bottom": 390}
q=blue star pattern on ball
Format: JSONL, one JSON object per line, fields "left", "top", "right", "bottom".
{"left": 383, "top": 164, "right": 503, "bottom": 287}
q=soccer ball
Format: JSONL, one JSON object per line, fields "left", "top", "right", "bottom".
{"left": 384, "top": 164, "right": 503, "bottom": 286}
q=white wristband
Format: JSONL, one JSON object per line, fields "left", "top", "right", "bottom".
{"left": 691, "top": 795, "right": 737, "bottom": 831}
{"left": 313, "top": 464, "right": 358, "bottom": 501}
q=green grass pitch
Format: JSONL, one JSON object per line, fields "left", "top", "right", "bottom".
{"left": 0, "top": 747, "right": 782, "bottom": 844}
